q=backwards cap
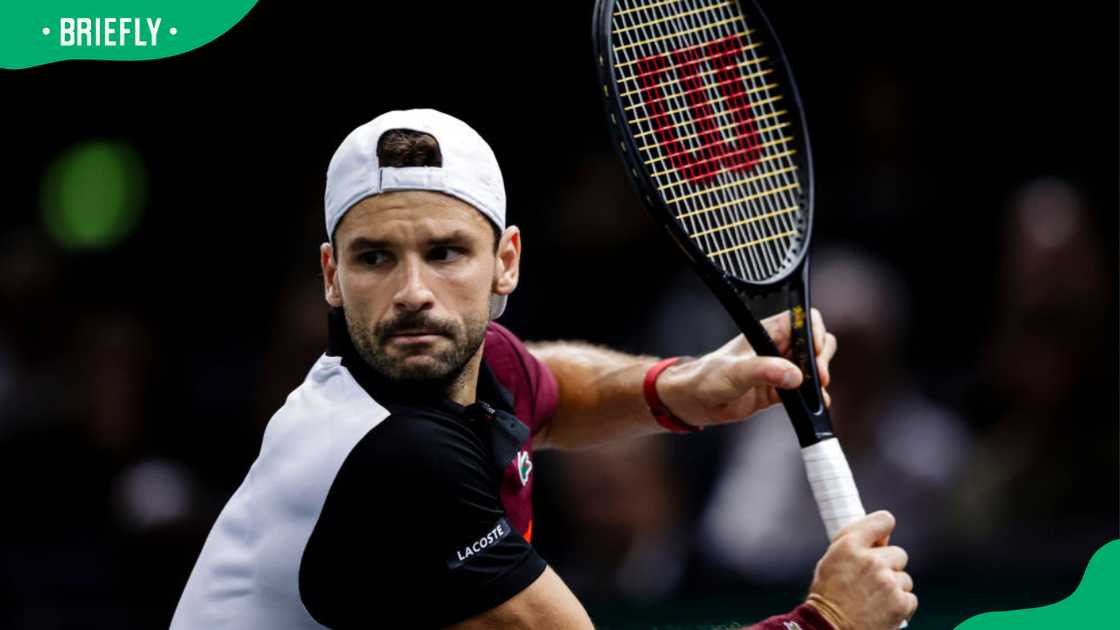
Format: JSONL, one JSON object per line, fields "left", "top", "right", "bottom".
{"left": 325, "top": 108, "right": 506, "bottom": 241}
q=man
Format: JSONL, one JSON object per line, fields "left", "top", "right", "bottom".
{"left": 171, "top": 109, "right": 916, "bottom": 629}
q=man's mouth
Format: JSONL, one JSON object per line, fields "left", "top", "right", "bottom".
{"left": 387, "top": 329, "right": 447, "bottom": 343}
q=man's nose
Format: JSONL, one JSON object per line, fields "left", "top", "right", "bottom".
{"left": 393, "top": 257, "right": 436, "bottom": 312}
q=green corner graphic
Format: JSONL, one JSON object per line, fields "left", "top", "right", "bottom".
{"left": 955, "top": 540, "right": 1120, "bottom": 629}
{"left": 1, "top": 1, "right": 258, "bottom": 69}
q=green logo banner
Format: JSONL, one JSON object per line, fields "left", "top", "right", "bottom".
{"left": 0, "top": 1, "right": 258, "bottom": 69}
{"left": 956, "top": 540, "right": 1119, "bottom": 628}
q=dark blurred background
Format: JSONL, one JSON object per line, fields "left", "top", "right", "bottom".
{"left": 1, "top": 2, "right": 1116, "bottom": 628}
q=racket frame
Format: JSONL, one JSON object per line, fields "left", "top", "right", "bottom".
{"left": 592, "top": 0, "right": 833, "bottom": 447}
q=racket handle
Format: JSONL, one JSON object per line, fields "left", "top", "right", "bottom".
{"left": 802, "top": 439, "right": 911, "bottom": 628}
{"left": 801, "top": 437, "right": 866, "bottom": 540}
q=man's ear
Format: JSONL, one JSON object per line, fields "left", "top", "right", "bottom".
{"left": 320, "top": 242, "right": 344, "bottom": 308}
{"left": 493, "top": 226, "right": 521, "bottom": 297}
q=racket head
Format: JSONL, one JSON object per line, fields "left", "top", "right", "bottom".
{"left": 594, "top": 0, "right": 815, "bottom": 292}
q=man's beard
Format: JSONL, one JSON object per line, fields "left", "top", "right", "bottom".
{"left": 346, "top": 308, "right": 488, "bottom": 397}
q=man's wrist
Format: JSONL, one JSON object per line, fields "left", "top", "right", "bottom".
{"left": 804, "top": 593, "right": 847, "bottom": 630}
{"left": 642, "top": 357, "right": 702, "bottom": 434}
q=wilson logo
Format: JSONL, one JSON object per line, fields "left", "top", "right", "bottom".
{"left": 634, "top": 35, "right": 764, "bottom": 185}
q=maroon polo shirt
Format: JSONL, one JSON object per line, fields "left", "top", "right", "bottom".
{"left": 482, "top": 320, "right": 558, "bottom": 542}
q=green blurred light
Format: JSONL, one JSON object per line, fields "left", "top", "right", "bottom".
{"left": 40, "top": 141, "right": 147, "bottom": 250}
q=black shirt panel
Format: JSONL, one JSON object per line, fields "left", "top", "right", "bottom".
{"left": 299, "top": 402, "right": 546, "bottom": 629}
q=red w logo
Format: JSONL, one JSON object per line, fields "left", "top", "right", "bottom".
{"left": 635, "top": 36, "right": 763, "bottom": 185}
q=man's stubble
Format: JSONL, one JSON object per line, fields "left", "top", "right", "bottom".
{"left": 345, "top": 306, "right": 488, "bottom": 397}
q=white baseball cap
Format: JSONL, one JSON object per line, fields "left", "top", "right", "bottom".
{"left": 324, "top": 109, "right": 510, "bottom": 318}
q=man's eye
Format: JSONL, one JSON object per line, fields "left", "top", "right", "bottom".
{"left": 358, "top": 251, "right": 390, "bottom": 266}
{"left": 429, "top": 246, "right": 464, "bottom": 263}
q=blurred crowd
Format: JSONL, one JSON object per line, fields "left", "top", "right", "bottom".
{"left": 1, "top": 16, "right": 1116, "bottom": 628}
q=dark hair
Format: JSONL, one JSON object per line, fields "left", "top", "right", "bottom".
{"left": 377, "top": 129, "right": 444, "bottom": 168}
{"left": 354, "top": 129, "right": 501, "bottom": 252}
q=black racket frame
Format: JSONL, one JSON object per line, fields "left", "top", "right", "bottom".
{"left": 593, "top": 0, "right": 832, "bottom": 447}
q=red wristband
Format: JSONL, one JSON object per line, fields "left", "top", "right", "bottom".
{"left": 643, "top": 357, "right": 702, "bottom": 434}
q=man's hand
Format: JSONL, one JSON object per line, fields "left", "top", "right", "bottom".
{"left": 805, "top": 511, "right": 917, "bottom": 630}
{"left": 656, "top": 308, "right": 837, "bottom": 427}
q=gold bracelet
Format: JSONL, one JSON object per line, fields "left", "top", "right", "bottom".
{"left": 805, "top": 593, "right": 850, "bottom": 630}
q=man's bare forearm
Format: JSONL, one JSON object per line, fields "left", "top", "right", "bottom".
{"left": 526, "top": 311, "right": 837, "bottom": 450}
{"left": 526, "top": 340, "right": 664, "bottom": 450}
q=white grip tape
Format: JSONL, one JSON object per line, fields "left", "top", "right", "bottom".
{"left": 801, "top": 438, "right": 866, "bottom": 540}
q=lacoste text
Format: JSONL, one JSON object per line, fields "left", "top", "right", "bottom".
{"left": 456, "top": 522, "right": 507, "bottom": 562}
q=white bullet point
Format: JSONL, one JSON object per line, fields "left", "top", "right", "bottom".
{"left": 42, "top": 27, "right": 50, "bottom": 35}
{"left": 169, "top": 27, "right": 178, "bottom": 36}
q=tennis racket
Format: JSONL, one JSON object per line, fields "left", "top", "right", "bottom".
{"left": 592, "top": 0, "right": 866, "bottom": 543}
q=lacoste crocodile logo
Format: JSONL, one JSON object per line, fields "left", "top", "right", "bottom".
{"left": 517, "top": 450, "right": 532, "bottom": 486}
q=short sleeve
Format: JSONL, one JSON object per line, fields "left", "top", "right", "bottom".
{"left": 483, "top": 322, "right": 559, "bottom": 434}
{"left": 299, "top": 413, "right": 547, "bottom": 628}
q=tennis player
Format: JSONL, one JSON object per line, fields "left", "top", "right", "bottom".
{"left": 170, "top": 109, "right": 915, "bottom": 629}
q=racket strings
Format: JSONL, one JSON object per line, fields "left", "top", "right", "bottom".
{"left": 614, "top": 28, "right": 755, "bottom": 70}
{"left": 624, "top": 65, "right": 775, "bottom": 113}
{"left": 703, "top": 5, "right": 805, "bottom": 268}
{"left": 630, "top": 94, "right": 781, "bottom": 141}
{"left": 610, "top": 0, "right": 806, "bottom": 282}
{"left": 677, "top": 31, "right": 774, "bottom": 272}
{"left": 619, "top": 53, "right": 768, "bottom": 101}
{"left": 618, "top": 9, "right": 757, "bottom": 276}
{"left": 617, "top": 11, "right": 764, "bottom": 277}
{"left": 613, "top": 1, "right": 736, "bottom": 35}
{"left": 636, "top": 108, "right": 786, "bottom": 152}
{"left": 648, "top": 134, "right": 790, "bottom": 177}
{"left": 651, "top": 3, "right": 797, "bottom": 276}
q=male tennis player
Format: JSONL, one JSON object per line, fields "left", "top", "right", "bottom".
{"left": 171, "top": 109, "right": 915, "bottom": 629}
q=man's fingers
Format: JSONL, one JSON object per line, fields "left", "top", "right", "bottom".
{"left": 870, "top": 545, "right": 909, "bottom": 571}
{"left": 837, "top": 510, "right": 896, "bottom": 546}
{"left": 905, "top": 592, "right": 919, "bottom": 619}
{"left": 757, "top": 310, "right": 833, "bottom": 359}
{"left": 729, "top": 356, "right": 801, "bottom": 391}
{"left": 816, "top": 332, "right": 836, "bottom": 387}
{"left": 895, "top": 570, "right": 914, "bottom": 592}
{"left": 821, "top": 332, "right": 837, "bottom": 361}
{"left": 761, "top": 311, "right": 791, "bottom": 351}
{"left": 762, "top": 309, "right": 831, "bottom": 359}
{"left": 811, "top": 308, "right": 826, "bottom": 353}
